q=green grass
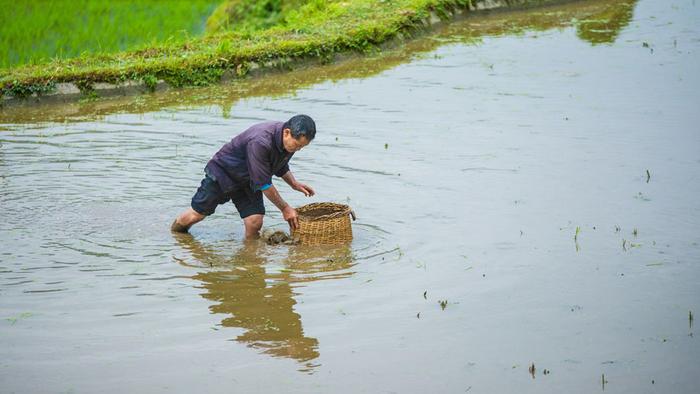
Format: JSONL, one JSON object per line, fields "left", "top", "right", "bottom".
{"left": 205, "top": 0, "right": 310, "bottom": 34}
{"left": 0, "top": 0, "right": 220, "bottom": 68}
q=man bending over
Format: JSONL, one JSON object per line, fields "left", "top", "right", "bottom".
{"left": 171, "top": 114, "right": 316, "bottom": 238}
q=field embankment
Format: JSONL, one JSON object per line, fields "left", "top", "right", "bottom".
{"left": 0, "top": 0, "right": 582, "bottom": 103}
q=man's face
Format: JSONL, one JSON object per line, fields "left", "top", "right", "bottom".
{"left": 282, "top": 128, "right": 311, "bottom": 153}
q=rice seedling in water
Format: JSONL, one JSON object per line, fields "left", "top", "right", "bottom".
{"left": 635, "top": 191, "right": 651, "bottom": 201}
{"left": 691, "top": 310, "right": 694, "bottom": 329}
{"left": 5, "top": 312, "right": 33, "bottom": 325}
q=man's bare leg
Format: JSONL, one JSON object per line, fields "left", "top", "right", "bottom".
{"left": 243, "top": 214, "right": 263, "bottom": 239}
{"left": 171, "top": 208, "right": 205, "bottom": 233}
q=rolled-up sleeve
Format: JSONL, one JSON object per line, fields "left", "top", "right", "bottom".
{"left": 246, "top": 138, "right": 273, "bottom": 191}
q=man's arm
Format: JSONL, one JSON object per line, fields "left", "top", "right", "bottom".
{"left": 262, "top": 184, "right": 299, "bottom": 229}
{"left": 280, "top": 170, "right": 315, "bottom": 197}
{"left": 246, "top": 139, "right": 274, "bottom": 192}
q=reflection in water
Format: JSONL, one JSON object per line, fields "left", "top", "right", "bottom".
{"left": 0, "top": 0, "right": 637, "bottom": 124}
{"left": 174, "top": 234, "right": 355, "bottom": 372}
{"left": 576, "top": 0, "right": 636, "bottom": 44}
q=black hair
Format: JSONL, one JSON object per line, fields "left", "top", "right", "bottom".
{"left": 283, "top": 114, "right": 316, "bottom": 141}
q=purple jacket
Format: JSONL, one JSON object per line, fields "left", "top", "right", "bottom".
{"left": 205, "top": 121, "right": 293, "bottom": 193}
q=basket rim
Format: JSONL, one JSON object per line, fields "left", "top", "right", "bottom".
{"left": 297, "top": 202, "right": 352, "bottom": 221}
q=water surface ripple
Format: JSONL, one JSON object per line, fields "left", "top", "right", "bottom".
{"left": 1, "top": 0, "right": 700, "bottom": 392}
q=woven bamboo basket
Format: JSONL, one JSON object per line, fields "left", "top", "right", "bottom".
{"left": 292, "top": 202, "right": 355, "bottom": 246}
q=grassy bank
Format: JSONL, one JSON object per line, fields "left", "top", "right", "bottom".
{"left": 0, "top": 0, "right": 564, "bottom": 101}
{"left": 0, "top": 0, "right": 637, "bottom": 123}
{"left": 0, "top": 0, "right": 220, "bottom": 69}
{"left": 0, "top": 0, "right": 491, "bottom": 100}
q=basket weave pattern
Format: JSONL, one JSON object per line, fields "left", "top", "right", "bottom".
{"left": 292, "top": 202, "right": 354, "bottom": 245}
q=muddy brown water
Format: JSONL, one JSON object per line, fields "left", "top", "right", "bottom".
{"left": 1, "top": 0, "right": 699, "bottom": 392}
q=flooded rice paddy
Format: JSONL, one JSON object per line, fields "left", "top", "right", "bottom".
{"left": 1, "top": 0, "right": 699, "bottom": 392}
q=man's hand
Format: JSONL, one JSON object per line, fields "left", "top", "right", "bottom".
{"left": 281, "top": 171, "right": 315, "bottom": 197}
{"left": 262, "top": 185, "right": 296, "bottom": 229}
{"left": 282, "top": 205, "right": 299, "bottom": 230}
{"left": 292, "top": 182, "right": 315, "bottom": 197}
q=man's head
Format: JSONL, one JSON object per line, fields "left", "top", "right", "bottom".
{"left": 282, "top": 114, "right": 316, "bottom": 153}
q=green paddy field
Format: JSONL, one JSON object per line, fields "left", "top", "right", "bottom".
{"left": 0, "top": 0, "right": 220, "bottom": 68}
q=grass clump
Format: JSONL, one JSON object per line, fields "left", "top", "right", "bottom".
{"left": 1, "top": 0, "right": 477, "bottom": 100}
{"left": 206, "top": 0, "right": 309, "bottom": 33}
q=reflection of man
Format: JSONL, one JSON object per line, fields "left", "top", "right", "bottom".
{"left": 174, "top": 235, "right": 320, "bottom": 364}
{"left": 172, "top": 115, "right": 317, "bottom": 238}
